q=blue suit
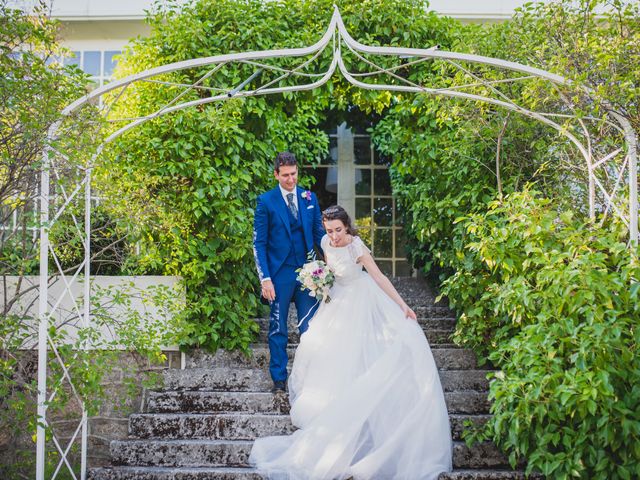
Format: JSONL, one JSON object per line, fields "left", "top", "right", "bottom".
{"left": 253, "top": 186, "right": 325, "bottom": 382}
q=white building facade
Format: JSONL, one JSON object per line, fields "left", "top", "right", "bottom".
{"left": 30, "top": 0, "right": 535, "bottom": 86}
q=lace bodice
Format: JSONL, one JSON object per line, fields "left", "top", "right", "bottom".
{"left": 321, "top": 235, "right": 370, "bottom": 284}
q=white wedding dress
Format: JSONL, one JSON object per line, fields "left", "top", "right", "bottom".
{"left": 249, "top": 235, "right": 453, "bottom": 479}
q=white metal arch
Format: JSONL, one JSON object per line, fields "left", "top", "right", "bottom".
{"left": 36, "top": 6, "right": 638, "bottom": 479}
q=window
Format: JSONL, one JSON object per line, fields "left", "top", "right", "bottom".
{"left": 61, "top": 50, "right": 122, "bottom": 88}
{"left": 303, "top": 126, "right": 411, "bottom": 277}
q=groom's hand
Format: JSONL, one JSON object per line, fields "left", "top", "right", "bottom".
{"left": 261, "top": 279, "right": 276, "bottom": 302}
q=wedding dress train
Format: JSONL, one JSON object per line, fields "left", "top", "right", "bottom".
{"left": 249, "top": 235, "right": 452, "bottom": 479}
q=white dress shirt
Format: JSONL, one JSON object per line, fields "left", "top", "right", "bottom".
{"left": 279, "top": 184, "right": 299, "bottom": 211}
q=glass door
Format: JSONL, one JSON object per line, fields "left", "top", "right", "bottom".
{"left": 304, "top": 123, "right": 411, "bottom": 276}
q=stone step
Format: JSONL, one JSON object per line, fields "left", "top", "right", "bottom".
{"left": 390, "top": 278, "right": 450, "bottom": 307}
{"left": 110, "top": 439, "right": 252, "bottom": 468}
{"left": 390, "top": 275, "right": 435, "bottom": 288}
{"left": 146, "top": 390, "right": 491, "bottom": 415}
{"left": 257, "top": 302, "right": 455, "bottom": 331}
{"left": 90, "top": 466, "right": 538, "bottom": 480}
{"left": 445, "top": 391, "right": 492, "bottom": 415}
{"left": 89, "top": 466, "right": 539, "bottom": 480}
{"left": 161, "top": 368, "right": 270, "bottom": 392}
{"left": 110, "top": 439, "right": 509, "bottom": 469}
{"left": 435, "top": 349, "right": 478, "bottom": 370}
{"left": 453, "top": 442, "right": 510, "bottom": 469}
{"left": 322, "top": 279, "right": 450, "bottom": 305}
{"left": 186, "top": 346, "right": 477, "bottom": 370}
{"left": 129, "top": 413, "right": 295, "bottom": 441}
{"left": 439, "top": 470, "right": 542, "bottom": 480}
{"left": 161, "top": 368, "right": 492, "bottom": 392}
{"left": 253, "top": 315, "right": 456, "bottom": 329}
{"left": 402, "top": 296, "right": 449, "bottom": 308}
{"left": 253, "top": 325, "right": 456, "bottom": 345}
{"left": 441, "top": 370, "right": 491, "bottom": 392}
{"left": 146, "top": 391, "right": 291, "bottom": 415}
{"left": 89, "top": 466, "right": 261, "bottom": 480}
{"left": 414, "top": 304, "right": 455, "bottom": 317}
{"left": 128, "top": 413, "right": 489, "bottom": 442}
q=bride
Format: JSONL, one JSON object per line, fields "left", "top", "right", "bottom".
{"left": 249, "top": 205, "right": 452, "bottom": 479}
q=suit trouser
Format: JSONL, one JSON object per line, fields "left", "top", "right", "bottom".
{"left": 269, "top": 265, "right": 319, "bottom": 382}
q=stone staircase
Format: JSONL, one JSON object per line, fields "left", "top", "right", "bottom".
{"left": 90, "top": 278, "right": 536, "bottom": 479}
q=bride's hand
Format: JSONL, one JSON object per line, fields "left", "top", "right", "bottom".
{"left": 402, "top": 304, "right": 417, "bottom": 321}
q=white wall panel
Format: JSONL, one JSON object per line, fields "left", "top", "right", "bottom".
{"left": 10, "top": 0, "right": 541, "bottom": 21}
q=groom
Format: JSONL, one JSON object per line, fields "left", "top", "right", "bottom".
{"left": 253, "top": 152, "right": 325, "bottom": 393}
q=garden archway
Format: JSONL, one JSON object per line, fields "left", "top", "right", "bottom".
{"left": 35, "top": 6, "right": 638, "bottom": 479}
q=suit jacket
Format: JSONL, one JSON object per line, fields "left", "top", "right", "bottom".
{"left": 253, "top": 186, "right": 325, "bottom": 282}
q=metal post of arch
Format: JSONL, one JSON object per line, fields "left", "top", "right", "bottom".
{"left": 35, "top": 6, "right": 637, "bottom": 479}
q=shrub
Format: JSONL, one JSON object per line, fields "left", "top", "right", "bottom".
{"left": 445, "top": 190, "right": 640, "bottom": 479}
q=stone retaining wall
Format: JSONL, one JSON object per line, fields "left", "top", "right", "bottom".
{"left": 0, "top": 350, "right": 182, "bottom": 475}
{"left": 86, "top": 350, "right": 183, "bottom": 467}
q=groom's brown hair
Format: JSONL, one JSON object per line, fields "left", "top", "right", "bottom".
{"left": 274, "top": 151, "right": 297, "bottom": 173}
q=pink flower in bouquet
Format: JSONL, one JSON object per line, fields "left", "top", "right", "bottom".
{"left": 296, "top": 259, "right": 335, "bottom": 303}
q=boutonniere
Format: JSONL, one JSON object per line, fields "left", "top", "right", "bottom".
{"left": 302, "top": 190, "right": 312, "bottom": 201}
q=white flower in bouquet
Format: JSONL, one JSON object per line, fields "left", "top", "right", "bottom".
{"left": 296, "top": 259, "right": 335, "bottom": 303}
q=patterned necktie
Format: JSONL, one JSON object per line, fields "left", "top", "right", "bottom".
{"left": 286, "top": 192, "right": 298, "bottom": 220}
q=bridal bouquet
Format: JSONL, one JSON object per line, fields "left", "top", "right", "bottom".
{"left": 296, "top": 260, "right": 335, "bottom": 303}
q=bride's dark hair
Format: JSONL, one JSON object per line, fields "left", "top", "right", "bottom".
{"left": 322, "top": 205, "right": 358, "bottom": 236}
